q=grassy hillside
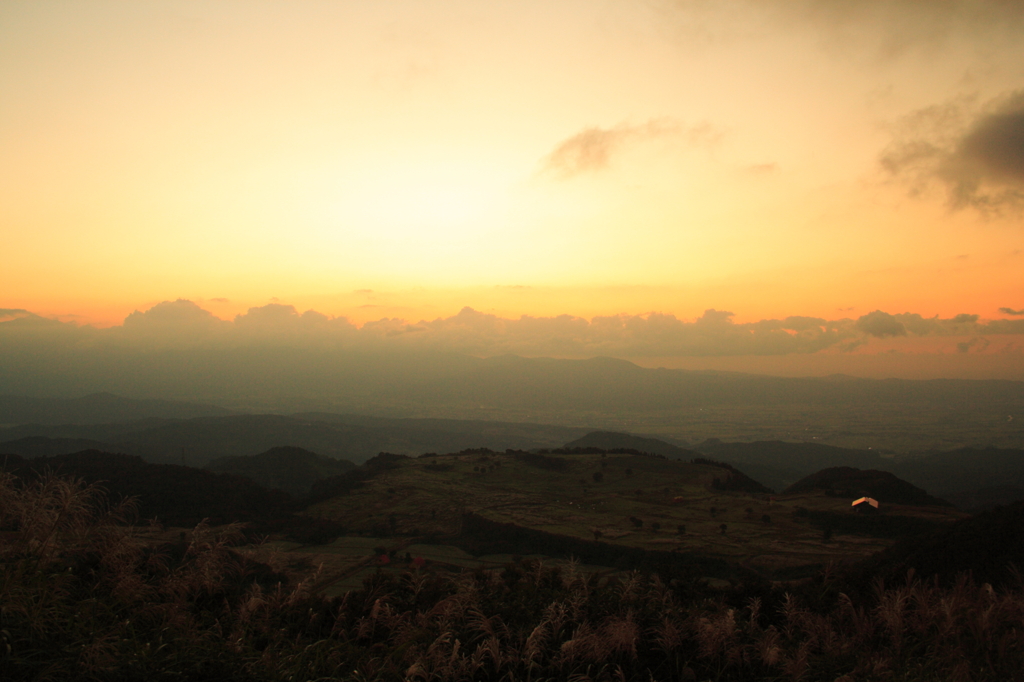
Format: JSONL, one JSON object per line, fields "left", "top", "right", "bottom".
{"left": 306, "top": 449, "right": 963, "bottom": 580}
{"left": 562, "top": 430, "right": 695, "bottom": 456}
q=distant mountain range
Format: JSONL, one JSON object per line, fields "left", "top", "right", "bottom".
{"left": 3, "top": 352, "right": 1022, "bottom": 414}
{"left": 1, "top": 391, "right": 1022, "bottom": 511}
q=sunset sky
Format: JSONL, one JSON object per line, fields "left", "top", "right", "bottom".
{"left": 3, "top": 1, "right": 1024, "bottom": 378}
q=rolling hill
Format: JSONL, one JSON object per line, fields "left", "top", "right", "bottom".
{"left": 783, "top": 466, "right": 951, "bottom": 507}
{"left": 205, "top": 446, "right": 356, "bottom": 497}
{"left": 561, "top": 430, "right": 695, "bottom": 457}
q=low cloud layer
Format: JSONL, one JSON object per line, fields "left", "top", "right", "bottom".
{"left": 4, "top": 300, "right": 1024, "bottom": 359}
{"left": 882, "top": 91, "right": 1024, "bottom": 213}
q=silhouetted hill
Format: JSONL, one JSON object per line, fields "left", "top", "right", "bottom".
{"left": 0, "top": 392, "right": 232, "bottom": 425}
{"left": 854, "top": 500, "right": 1024, "bottom": 588}
{"left": 205, "top": 446, "right": 355, "bottom": 497}
{"left": 672, "top": 440, "right": 1024, "bottom": 511}
{"left": 689, "top": 457, "right": 774, "bottom": 494}
{"left": 783, "top": 466, "right": 950, "bottom": 506}
{"left": 695, "top": 440, "right": 885, "bottom": 492}
{"left": 562, "top": 431, "right": 694, "bottom": 458}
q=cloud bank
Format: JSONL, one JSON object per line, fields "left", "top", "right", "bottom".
{"left": 3, "top": 300, "right": 1024, "bottom": 359}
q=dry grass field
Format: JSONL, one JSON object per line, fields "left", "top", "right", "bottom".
{"left": 295, "top": 451, "right": 965, "bottom": 587}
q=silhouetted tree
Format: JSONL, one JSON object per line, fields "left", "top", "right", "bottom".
{"left": 719, "top": 523, "right": 727, "bottom": 535}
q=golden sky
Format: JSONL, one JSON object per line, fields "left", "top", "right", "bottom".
{"left": 2, "top": 1, "right": 1024, "bottom": 376}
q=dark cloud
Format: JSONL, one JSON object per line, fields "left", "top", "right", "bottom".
{"left": 234, "top": 303, "right": 303, "bottom": 327}
{"left": 894, "top": 313, "right": 942, "bottom": 336}
{"left": 233, "top": 304, "right": 356, "bottom": 343}
{"left": 118, "top": 299, "right": 230, "bottom": 346}
{"left": 1000, "top": 307, "right": 1024, "bottom": 316}
{"left": 980, "top": 319, "right": 1024, "bottom": 334}
{"left": 0, "top": 312, "right": 67, "bottom": 329}
{"left": 957, "top": 337, "right": 991, "bottom": 354}
{"left": 882, "top": 91, "right": 1024, "bottom": 214}
{"left": 856, "top": 310, "right": 907, "bottom": 338}
{"left": 209, "top": 297, "right": 229, "bottom": 303}
{"left": 780, "top": 316, "right": 828, "bottom": 332}
{"left": 123, "top": 299, "right": 222, "bottom": 328}
{"left": 0, "top": 308, "right": 35, "bottom": 322}
{"left": 400, "top": 307, "right": 849, "bottom": 358}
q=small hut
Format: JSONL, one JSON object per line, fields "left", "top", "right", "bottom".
{"left": 851, "top": 496, "right": 879, "bottom": 513}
